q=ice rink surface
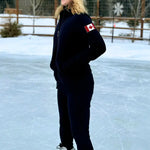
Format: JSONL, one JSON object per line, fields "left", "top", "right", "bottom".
{"left": 0, "top": 51, "right": 150, "bottom": 150}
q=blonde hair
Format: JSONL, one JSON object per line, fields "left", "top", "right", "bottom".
{"left": 55, "top": 0, "right": 88, "bottom": 19}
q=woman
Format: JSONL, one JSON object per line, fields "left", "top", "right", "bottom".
{"left": 50, "top": 0, "right": 106, "bottom": 149}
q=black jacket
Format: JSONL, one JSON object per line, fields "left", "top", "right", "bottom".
{"left": 50, "top": 8, "right": 106, "bottom": 83}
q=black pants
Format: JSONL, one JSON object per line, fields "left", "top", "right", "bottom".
{"left": 57, "top": 74, "right": 94, "bottom": 150}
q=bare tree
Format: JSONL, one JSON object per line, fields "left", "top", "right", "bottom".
{"left": 29, "top": 0, "right": 43, "bottom": 34}
{"left": 5, "top": 0, "right": 8, "bottom": 7}
{"left": 128, "top": 0, "right": 141, "bottom": 42}
{"left": 144, "top": 2, "right": 150, "bottom": 15}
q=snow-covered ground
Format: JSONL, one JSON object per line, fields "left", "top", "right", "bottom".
{"left": 0, "top": 14, "right": 150, "bottom": 39}
{"left": 0, "top": 35, "right": 150, "bottom": 150}
{"left": 0, "top": 14, "right": 55, "bottom": 35}
{"left": 0, "top": 35, "right": 150, "bottom": 61}
{"left": 100, "top": 21, "right": 150, "bottom": 39}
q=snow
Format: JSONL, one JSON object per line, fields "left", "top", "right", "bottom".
{"left": 0, "top": 35, "right": 150, "bottom": 61}
{"left": 103, "top": 38, "right": 150, "bottom": 61}
{"left": 0, "top": 14, "right": 150, "bottom": 38}
{"left": 100, "top": 21, "right": 150, "bottom": 39}
{"left": 0, "top": 14, "right": 55, "bottom": 35}
{"left": 0, "top": 14, "right": 150, "bottom": 150}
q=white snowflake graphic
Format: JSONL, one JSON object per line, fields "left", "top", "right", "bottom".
{"left": 114, "top": 2, "right": 124, "bottom": 16}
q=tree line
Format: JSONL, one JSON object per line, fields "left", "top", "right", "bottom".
{"left": 0, "top": 0, "right": 150, "bottom": 18}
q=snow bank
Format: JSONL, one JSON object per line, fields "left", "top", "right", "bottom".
{"left": 0, "top": 35, "right": 150, "bottom": 61}
{"left": 103, "top": 38, "right": 150, "bottom": 61}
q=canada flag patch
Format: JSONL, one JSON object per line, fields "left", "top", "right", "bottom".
{"left": 84, "top": 23, "right": 96, "bottom": 33}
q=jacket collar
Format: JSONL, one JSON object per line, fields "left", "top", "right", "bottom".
{"left": 60, "top": 6, "right": 73, "bottom": 20}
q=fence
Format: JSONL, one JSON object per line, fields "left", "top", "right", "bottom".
{"left": 0, "top": 0, "right": 150, "bottom": 41}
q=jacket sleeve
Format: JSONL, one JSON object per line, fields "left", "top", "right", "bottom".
{"left": 62, "top": 14, "right": 106, "bottom": 72}
{"left": 85, "top": 24, "right": 106, "bottom": 60}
